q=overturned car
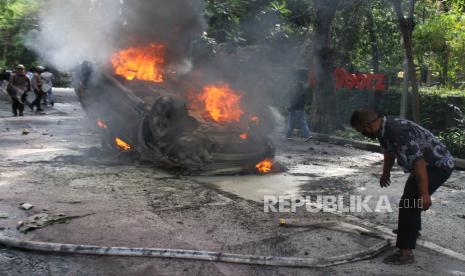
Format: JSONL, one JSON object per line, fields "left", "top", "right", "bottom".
{"left": 73, "top": 44, "right": 276, "bottom": 175}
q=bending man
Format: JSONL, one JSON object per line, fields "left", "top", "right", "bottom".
{"left": 350, "top": 109, "right": 454, "bottom": 265}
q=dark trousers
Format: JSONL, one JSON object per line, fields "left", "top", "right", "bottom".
{"left": 396, "top": 166, "right": 452, "bottom": 249}
{"left": 11, "top": 94, "right": 26, "bottom": 115}
{"left": 30, "top": 90, "right": 43, "bottom": 110}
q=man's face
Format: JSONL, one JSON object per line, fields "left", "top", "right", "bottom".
{"left": 17, "top": 68, "right": 25, "bottom": 75}
{"left": 355, "top": 123, "right": 377, "bottom": 139}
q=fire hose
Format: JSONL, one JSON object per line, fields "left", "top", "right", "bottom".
{"left": 0, "top": 221, "right": 392, "bottom": 268}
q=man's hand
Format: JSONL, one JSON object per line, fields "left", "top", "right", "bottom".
{"left": 381, "top": 152, "right": 395, "bottom": 188}
{"left": 380, "top": 173, "right": 391, "bottom": 187}
{"left": 420, "top": 193, "right": 432, "bottom": 211}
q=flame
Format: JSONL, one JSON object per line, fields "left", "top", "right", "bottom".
{"left": 239, "top": 133, "right": 248, "bottom": 140}
{"left": 256, "top": 159, "right": 273, "bottom": 173}
{"left": 111, "top": 43, "right": 165, "bottom": 83}
{"left": 189, "top": 83, "right": 244, "bottom": 123}
{"left": 250, "top": 116, "right": 260, "bottom": 124}
{"left": 96, "top": 119, "right": 108, "bottom": 129}
{"left": 115, "top": 137, "right": 131, "bottom": 151}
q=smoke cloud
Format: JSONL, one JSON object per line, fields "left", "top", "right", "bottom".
{"left": 26, "top": 0, "right": 206, "bottom": 70}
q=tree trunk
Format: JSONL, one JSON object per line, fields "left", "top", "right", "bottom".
{"left": 310, "top": 0, "right": 340, "bottom": 133}
{"left": 2, "top": 29, "right": 9, "bottom": 64}
{"left": 400, "top": 58, "right": 409, "bottom": 118}
{"left": 440, "top": 48, "right": 449, "bottom": 85}
{"left": 366, "top": 2, "right": 380, "bottom": 74}
{"left": 366, "top": 0, "right": 380, "bottom": 109}
{"left": 392, "top": 0, "right": 421, "bottom": 123}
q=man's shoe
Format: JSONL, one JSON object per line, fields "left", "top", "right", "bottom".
{"left": 19, "top": 112, "right": 24, "bottom": 117}
{"left": 383, "top": 251, "right": 415, "bottom": 265}
{"left": 51, "top": 101, "right": 54, "bottom": 106}
{"left": 28, "top": 104, "right": 34, "bottom": 111}
{"left": 37, "top": 108, "right": 44, "bottom": 112}
{"left": 304, "top": 135, "right": 313, "bottom": 142}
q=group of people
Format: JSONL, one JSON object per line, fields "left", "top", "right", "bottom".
{"left": 5, "top": 64, "right": 54, "bottom": 117}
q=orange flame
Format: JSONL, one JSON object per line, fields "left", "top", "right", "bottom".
{"left": 111, "top": 43, "right": 165, "bottom": 83}
{"left": 239, "top": 133, "right": 248, "bottom": 140}
{"left": 256, "top": 159, "right": 273, "bottom": 173}
{"left": 96, "top": 119, "right": 108, "bottom": 129}
{"left": 190, "top": 83, "right": 244, "bottom": 123}
{"left": 115, "top": 137, "right": 131, "bottom": 151}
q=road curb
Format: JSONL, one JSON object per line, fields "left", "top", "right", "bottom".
{"left": 310, "top": 132, "right": 465, "bottom": 171}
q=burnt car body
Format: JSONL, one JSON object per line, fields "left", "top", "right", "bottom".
{"left": 73, "top": 62, "right": 275, "bottom": 175}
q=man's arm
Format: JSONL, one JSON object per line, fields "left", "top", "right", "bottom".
{"left": 26, "top": 77, "right": 32, "bottom": 92}
{"left": 412, "top": 159, "right": 431, "bottom": 210}
{"left": 380, "top": 151, "right": 395, "bottom": 187}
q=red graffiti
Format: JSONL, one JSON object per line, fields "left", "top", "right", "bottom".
{"left": 309, "top": 68, "right": 386, "bottom": 91}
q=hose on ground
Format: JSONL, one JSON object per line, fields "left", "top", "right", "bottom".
{"left": 0, "top": 233, "right": 391, "bottom": 268}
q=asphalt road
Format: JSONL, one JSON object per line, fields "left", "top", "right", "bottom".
{"left": 0, "top": 89, "right": 464, "bottom": 275}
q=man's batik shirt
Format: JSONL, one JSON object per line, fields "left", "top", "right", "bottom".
{"left": 378, "top": 117, "right": 454, "bottom": 173}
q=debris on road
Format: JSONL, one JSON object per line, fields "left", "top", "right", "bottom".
{"left": 17, "top": 213, "right": 93, "bottom": 233}
{"left": 21, "top": 129, "right": 30, "bottom": 135}
{"left": 19, "top": 203, "right": 33, "bottom": 210}
{"left": 0, "top": 213, "right": 8, "bottom": 219}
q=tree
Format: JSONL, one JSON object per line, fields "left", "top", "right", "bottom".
{"left": 0, "top": 0, "right": 39, "bottom": 68}
{"left": 309, "top": 0, "right": 341, "bottom": 133}
{"left": 414, "top": 8, "right": 465, "bottom": 85}
{"left": 392, "top": 0, "right": 421, "bottom": 122}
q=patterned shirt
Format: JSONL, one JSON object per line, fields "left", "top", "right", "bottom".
{"left": 379, "top": 116, "right": 454, "bottom": 173}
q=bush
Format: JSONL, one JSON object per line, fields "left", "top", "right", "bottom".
{"left": 439, "top": 128, "right": 465, "bottom": 158}
{"left": 438, "top": 106, "right": 465, "bottom": 158}
{"left": 306, "top": 86, "right": 465, "bottom": 158}
{"left": 306, "top": 86, "right": 465, "bottom": 132}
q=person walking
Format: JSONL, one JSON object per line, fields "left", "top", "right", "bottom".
{"left": 29, "top": 66, "right": 45, "bottom": 112}
{"left": 350, "top": 109, "right": 454, "bottom": 265}
{"left": 7, "top": 64, "right": 31, "bottom": 117}
{"left": 40, "top": 67, "right": 55, "bottom": 106}
{"left": 286, "top": 70, "right": 312, "bottom": 141}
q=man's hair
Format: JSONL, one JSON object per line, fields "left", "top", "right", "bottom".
{"left": 350, "top": 109, "right": 379, "bottom": 128}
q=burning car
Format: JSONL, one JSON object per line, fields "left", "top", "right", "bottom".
{"left": 73, "top": 43, "right": 276, "bottom": 175}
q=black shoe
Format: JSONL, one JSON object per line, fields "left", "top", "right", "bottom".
{"left": 28, "top": 104, "right": 34, "bottom": 111}
{"left": 37, "top": 108, "right": 44, "bottom": 112}
{"left": 19, "top": 112, "right": 24, "bottom": 116}
{"left": 383, "top": 251, "right": 415, "bottom": 265}
{"left": 51, "top": 101, "right": 54, "bottom": 106}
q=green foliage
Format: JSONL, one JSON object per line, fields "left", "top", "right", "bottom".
{"left": 304, "top": 86, "right": 465, "bottom": 132}
{"left": 438, "top": 107, "right": 465, "bottom": 158}
{"left": 439, "top": 128, "right": 465, "bottom": 158}
{"left": 0, "top": 0, "right": 39, "bottom": 69}
{"left": 332, "top": 0, "right": 403, "bottom": 74}
{"left": 204, "top": 0, "right": 312, "bottom": 45}
{"left": 204, "top": 0, "right": 247, "bottom": 44}
{"left": 414, "top": 10, "right": 465, "bottom": 84}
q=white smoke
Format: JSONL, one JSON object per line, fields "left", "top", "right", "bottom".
{"left": 26, "top": 0, "right": 123, "bottom": 70}
{"left": 26, "top": 0, "right": 206, "bottom": 71}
